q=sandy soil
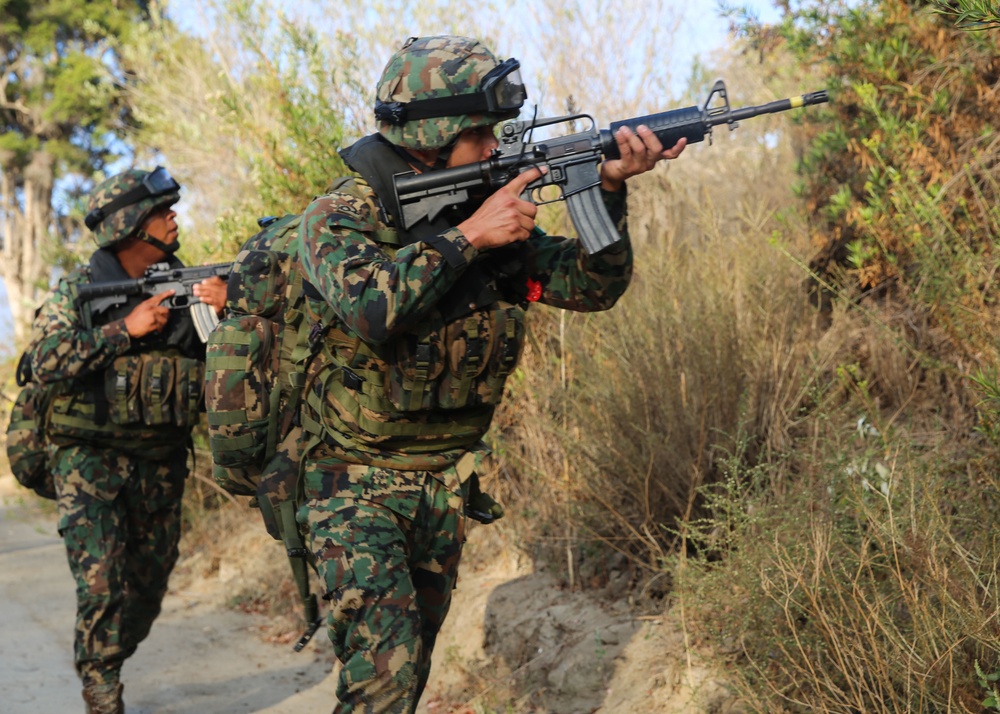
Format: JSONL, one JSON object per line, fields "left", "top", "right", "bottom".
{"left": 0, "top": 472, "right": 738, "bottom": 714}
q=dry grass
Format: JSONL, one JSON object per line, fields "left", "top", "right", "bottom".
{"left": 678, "top": 398, "right": 1000, "bottom": 712}
{"left": 490, "top": 100, "right": 826, "bottom": 582}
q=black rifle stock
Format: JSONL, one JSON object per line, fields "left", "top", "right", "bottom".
{"left": 392, "top": 79, "right": 829, "bottom": 254}
{"left": 76, "top": 262, "right": 230, "bottom": 342}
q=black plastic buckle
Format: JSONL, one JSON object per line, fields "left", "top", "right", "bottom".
{"left": 341, "top": 367, "right": 364, "bottom": 391}
{"left": 374, "top": 100, "right": 408, "bottom": 125}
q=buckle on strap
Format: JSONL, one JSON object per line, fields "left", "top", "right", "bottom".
{"left": 341, "top": 367, "right": 364, "bottom": 391}
{"left": 413, "top": 342, "right": 432, "bottom": 378}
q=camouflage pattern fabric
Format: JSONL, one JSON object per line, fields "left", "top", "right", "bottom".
{"left": 297, "top": 450, "right": 473, "bottom": 713}
{"left": 255, "top": 427, "right": 310, "bottom": 539}
{"left": 296, "top": 149, "right": 632, "bottom": 710}
{"left": 51, "top": 441, "right": 187, "bottom": 687}
{"left": 29, "top": 266, "right": 133, "bottom": 382}
{"left": 376, "top": 36, "right": 521, "bottom": 150}
{"left": 29, "top": 266, "right": 197, "bottom": 455}
{"left": 6, "top": 377, "right": 57, "bottom": 498}
{"left": 204, "top": 212, "right": 330, "bottom": 497}
{"left": 86, "top": 170, "right": 179, "bottom": 248}
{"left": 25, "top": 247, "right": 203, "bottom": 690}
{"left": 298, "top": 174, "right": 631, "bottom": 470}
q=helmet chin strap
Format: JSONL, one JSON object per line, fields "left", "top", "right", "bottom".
{"left": 136, "top": 229, "right": 180, "bottom": 254}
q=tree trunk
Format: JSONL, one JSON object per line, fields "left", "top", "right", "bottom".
{"left": 1, "top": 151, "right": 55, "bottom": 346}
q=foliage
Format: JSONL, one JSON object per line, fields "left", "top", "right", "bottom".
{"left": 0, "top": 0, "right": 154, "bottom": 342}
{"left": 679, "top": 398, "right": 1000, "bottom": 712}
{"left": 120, "top": 0, "right": 356, "bottom": 263}
{"left": 765, "top": 1, "right": 1000, "bottom": 324}
{"left": 669, "top": 2, "right": 1000, "bottom": 710}
{"left": 0, "top": 0, "right": 144, "bottom": 175}
{"left": 976, "top": 660, "right": 1000, "bottom": 711}
{"left": 930, "top": 0, "right": 1000, "bottom": 29}
{"left": 968, "top": 367, "right": 1000, "bottom": 448}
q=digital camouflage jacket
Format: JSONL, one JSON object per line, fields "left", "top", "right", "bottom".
{"left": 28, "top": 252, "right": 205, "bottom": 457}
{"left": 298, "top": 136, "right": 633, "bottom": 470}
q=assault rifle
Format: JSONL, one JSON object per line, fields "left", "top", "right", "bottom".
{"left": 392, "top": 79, "right": 829, "bottom": 254}
{"left": 76, "top": 262, "right": 230, "bottom": 343}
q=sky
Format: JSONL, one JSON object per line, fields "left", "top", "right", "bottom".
{"left": 0, "top": 0, "right": 782, "bottom": 353}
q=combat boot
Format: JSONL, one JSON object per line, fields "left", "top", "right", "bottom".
{"left": 82, "top": 682, "right": 124, "bottom": 714}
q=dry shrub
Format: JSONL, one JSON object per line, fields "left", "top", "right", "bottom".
{"left": 673, "top": 273, "right": 1000, "bottom": 711}
{"left": 490, "top": 90, "right": 829, "bottom": 580}
{"left": 679, "top": 392, "right": 1000, "bottom": 713}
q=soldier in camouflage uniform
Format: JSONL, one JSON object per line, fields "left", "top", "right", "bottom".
{"left": 295, "top": 35, "right": 686, "bottom": 712}
{"left": 25, "top": 167, "right": 226, "bottom": 714}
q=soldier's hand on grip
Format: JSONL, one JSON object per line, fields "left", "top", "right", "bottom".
{"left": 124, "top": 291, "right": 174, "bottom": 338}
{"left": 458, "top": 166, "right": 547, "bottom": 250}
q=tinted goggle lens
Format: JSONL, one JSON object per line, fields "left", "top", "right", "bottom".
{"left": 483, "top": 59, "right": 525, "bottom": 112}
{"left": 143, "top": 166, "right": 180, "bottom": 196}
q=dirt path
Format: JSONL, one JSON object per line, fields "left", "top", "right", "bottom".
{"left": 0, "top": 485, "right": 340, "bottom": 714}
{"left": 0, "top": 475, "right": 734, "bottom": 714}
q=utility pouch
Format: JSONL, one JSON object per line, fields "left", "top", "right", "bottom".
{"left": 228, "top": 249, "right": 290, "bottom": 317}
{"left": 438, "top": 314, "right": 492, "bottom": 409}
{"left": 437, "top": 304, "right": 525, "bottom": 409}
{"left": 140, "top": 355, "right": 176, "bottom": 426}
{"left": 205, "top": 314, "right": 279, "bottom": 476}
{"left": 385, "top": 313, "right": 446, "bottom": 412}
{"left": 105, "top": 354, "right": 144, "bottom": 425}
{"left": 173, "top": 357, "right": 205, "bottom": 427}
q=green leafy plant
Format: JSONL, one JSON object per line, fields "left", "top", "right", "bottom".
{"left": 976, "top": 660, "right": 1000, "bottom": 710}
{"left": 930, "top": 0, "right": 1000, "bottom": 30}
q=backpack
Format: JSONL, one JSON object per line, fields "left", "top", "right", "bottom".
{"left": 5, "top": 352, "right": 57, "bottom": 500}
{"left": 205, "top": 213, "right": 316, "bottom": 494}
{"left": 205, "top": 212, "right": 331, "bottom": 650}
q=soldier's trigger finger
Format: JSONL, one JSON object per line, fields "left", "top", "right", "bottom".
{"left": 508, "top": 165, "right": 547, "bottom": 194}
{"left": 147, "top": 290, "right": 175, "bottom": 306}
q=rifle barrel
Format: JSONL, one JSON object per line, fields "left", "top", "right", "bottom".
{"left": 722, "top": 90, "right": 829, "bottom": 125}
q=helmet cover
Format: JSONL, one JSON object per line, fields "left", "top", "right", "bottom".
{"left": 86, "top": 169, "right": 180, "bottom": 248}
{"left": 375, "top": 35, "right": 523, "bottom": 150}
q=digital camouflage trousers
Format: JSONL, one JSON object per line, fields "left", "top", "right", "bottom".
{"left": 298, "top": 456, "right": 469, "bottom": 714}
{"left": 50, "top": 442, "right": 188, "bottom": 687}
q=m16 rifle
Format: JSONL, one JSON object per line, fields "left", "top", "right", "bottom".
{"left": 76, "top": 262, "right": 230, "bottom": 342}
{"left": 392, "top": 79, "right": 829, "bottom": 254}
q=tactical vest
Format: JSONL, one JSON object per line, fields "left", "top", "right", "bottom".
{"left": 301, "top": 135, "right": 530, "bottom": 469}
{"left": 45, "top": 250, "right": 206, "bottom": 457}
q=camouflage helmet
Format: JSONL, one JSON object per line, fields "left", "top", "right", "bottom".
{"left": 374, "top": 35, "right": 526, "bottom": 151}
{"left": 84, "top": 167, "right": 181, "bottom": 248}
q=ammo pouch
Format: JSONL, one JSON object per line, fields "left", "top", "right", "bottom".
{"left": 386, "top": 303, "right": 526, "bottom": 412}
{"left": 47, "top": 351, "right": 201, "bottom": 449}
{"left": 104, "top": 353, "right": 204, "bottom": 427}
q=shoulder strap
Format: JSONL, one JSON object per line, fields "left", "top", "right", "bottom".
{"left": 338, "top": 134, "right": 408, "bottom": 226}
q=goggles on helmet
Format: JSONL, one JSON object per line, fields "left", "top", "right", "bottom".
{"left": 375, "top": 57, "right": 526, "bottom": 125}
{"left": 85, "top": 166, "right": 181, "bottom": 230}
